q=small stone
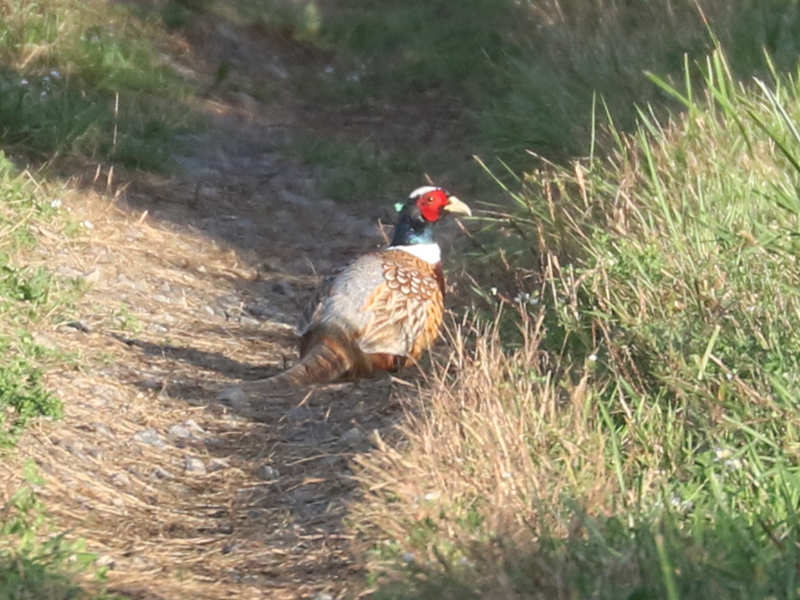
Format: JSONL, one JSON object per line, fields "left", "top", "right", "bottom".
{"left": 221, "top": 542, "right": 240, "bottom": 555}
{"left": 116, "top": 273, "right": 147, "bottom": 291}
{"left": 184, "top": 457, "right": 207, "bottom": 475}
{"left": 133, "top": 429, "right": 166, "bottom": 448}
{"left": 152, "top": 294, "right": 172, "bottom": 304}
{"left": 111, "top": 472, "right": 130, "bottom": 487}
{"left": 168, "top": 424, "right": 193, "bottom": 439}
{"left": 140, "top": 378, "right": 162, "bottom": 391}
{"left": 341, "top": 426, "right": 363, "bottom": 445}
{"left": 208, "top": 458, "right": 229, "bottom": 472}
{"left": 64, "top": 440, "right": 83, "bottom": 452}
{"left": 239, "top": 315, "right": 261, "bottom": 327}
{"left": 287, "top": 405, "right": 313, "bottom": 423}
{"left": 183, "top": 419, "right": 205, "bottom": 434}
{"left": 151, "top": 466, "right": 174, "bottom": 480}
{"left": 83, "top": 268, "right": 102, "bottom": 283}
{"left": 291, "top": 486, "right": 315, "bottom": 504}
{"left": 65, "top": 320, "right": 91, "bottom": 333}
{"left": 217, "top": 386, "right": 249, "bottom": 411}
{"left": 312, "top": 593, "right": 333, "bottom": 600}
{"left": 96, "top": 555, "right": 115, "bottom": 569}
{"left": 90, "top": 422, "right": 113, "bottom": 437}
{"left": 257, "top": 464, "right": 279, "bottom": 480}
{"left": 245, "top": 302, "right": 271, "bottom": 318}
{"left": 271, "top": 282, "right": 292, "bottom": 296}
{"left": 89, "top": 422, "right": 114, "bottom": 438}
{"left": 204, "top": 305, "right": 217, "bottom": 316}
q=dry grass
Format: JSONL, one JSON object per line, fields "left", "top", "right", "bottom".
{"left": 0, "top": 181, "right": 408, "bottom": 598}
{"left": 351, "top": 308, "right": 668, "bottom": 594}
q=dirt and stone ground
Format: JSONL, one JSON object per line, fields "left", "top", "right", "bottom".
{"left": 0, "top": 16, "right": 465, "bottom": 600}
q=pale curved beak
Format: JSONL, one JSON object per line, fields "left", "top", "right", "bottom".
{"left": 443, "top": 195, "right": 471, "bottom": 217}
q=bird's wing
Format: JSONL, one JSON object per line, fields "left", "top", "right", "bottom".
{"left": 301, "top": 250, "right": 444, "bottom": 360}
{"left": 355, "top": 250, "right": 444, "bottom": 359}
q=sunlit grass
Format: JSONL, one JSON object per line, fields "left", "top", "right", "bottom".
{"left": 355, "top": 48, "right": 800, "bottom": 598}
{"left": 0, "top": 0, "right": 192, "bottom": 169}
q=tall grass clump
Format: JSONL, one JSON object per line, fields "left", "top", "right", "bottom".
{"left": 0, "top": 0, "right": 191, "bottom": 169}
{"left": 354, "top": 49, "right": 800, "bottom": 599}
{"left": 481, "top": 0, "right": 800, "bottom": 165}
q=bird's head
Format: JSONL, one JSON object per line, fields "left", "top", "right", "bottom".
{"left": 398, "top": 186, "right": 472, "bottom": 223}
{"left": 390, "top": 186, "right": 471, "bottom": 247}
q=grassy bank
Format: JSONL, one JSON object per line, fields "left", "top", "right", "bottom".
{"left": 0, "top": 152, "right": 124, "bottom": 599}
{"left": 0, "top": 0, "right": 192, "bottom": 471}
{"left": 0, "top": 1, "right": 194, "bottom": 596}
{"left": 0, "top": 0, "right": 191, "bottom": 169}
{"left": 0, "top": 154, "right": 68, "bottom": 449}
{"left": 354, "top": 47, "right": 800, "bottom": 598}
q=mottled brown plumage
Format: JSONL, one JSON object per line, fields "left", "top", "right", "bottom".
{"left": 249, "top": 187, "right": 470, "bottom": 393}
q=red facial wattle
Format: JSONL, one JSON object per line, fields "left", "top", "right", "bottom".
{"left": 417, "top": 189, "right": 450, "bottom": 222}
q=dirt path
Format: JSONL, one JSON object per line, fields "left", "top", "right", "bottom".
{"left": 0, "top": 21, "right": 419, "bottom": 599}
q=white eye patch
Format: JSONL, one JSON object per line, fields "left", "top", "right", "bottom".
{"left": 408, "top": 185, "right": 440, "bottom": 199}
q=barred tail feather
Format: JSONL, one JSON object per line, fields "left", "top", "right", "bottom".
{"left": 268, "top": 336, "right": 355, "bottom": 389}
{"left": 218, "top": 334, "right": 356, "bottom": 403}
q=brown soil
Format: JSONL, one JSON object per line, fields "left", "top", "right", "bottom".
{"left": 0, "top": 11, "right": 461, "bottom": 600}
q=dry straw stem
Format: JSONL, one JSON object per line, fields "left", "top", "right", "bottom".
{"left": 352, "top": 308, "right": 667, "bottom": 580}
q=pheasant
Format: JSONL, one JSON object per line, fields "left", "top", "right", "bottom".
{"left": 253, "top": 186, "right": 470, "bottom": 393}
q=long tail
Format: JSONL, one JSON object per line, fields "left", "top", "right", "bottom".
{"left": 268, "top": 334, "right": 355, "bottom": 390}
{"left": 219, "top": 334, "right": 356, "bottom": 400}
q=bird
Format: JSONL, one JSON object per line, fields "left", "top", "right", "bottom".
{"left": 251, "top": 185, "right": 470, "bottom": 393}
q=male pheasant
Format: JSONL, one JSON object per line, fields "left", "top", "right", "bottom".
{"left": 259, "top": 186, "right": 470, "bottom": 392}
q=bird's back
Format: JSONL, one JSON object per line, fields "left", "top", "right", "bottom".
{"left": 298, "top": 248, "right": 445, "bottom": 379}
